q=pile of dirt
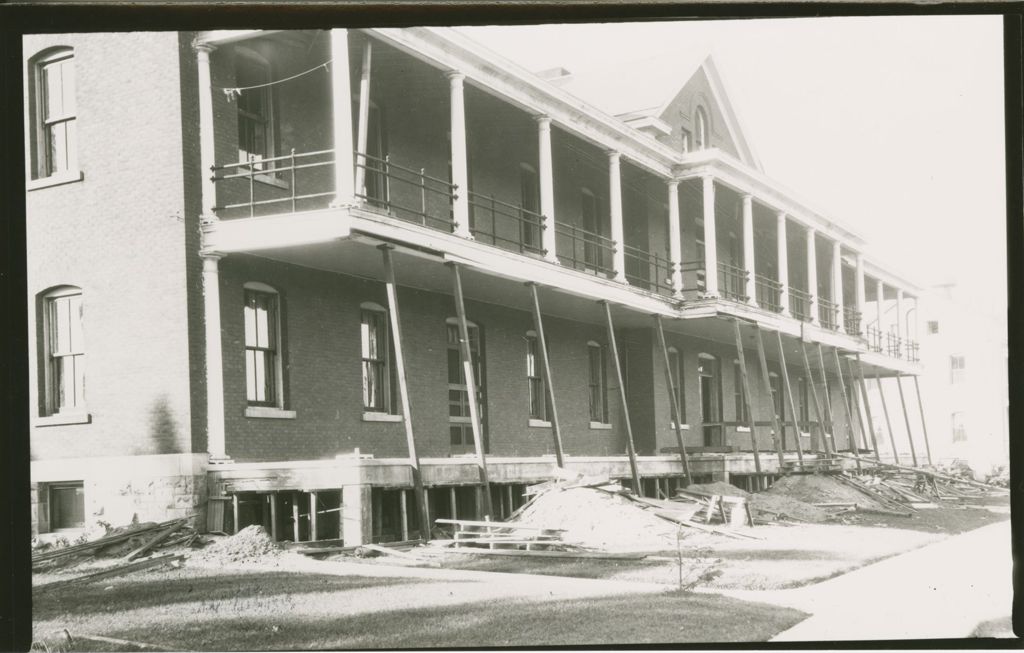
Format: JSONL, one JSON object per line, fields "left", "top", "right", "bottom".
{"left": 192, "top": 525, "right": 281, "bottom": 564}
{"left": 686, "top": 482, "right": 751, "bottom": 499}
{"left": 749, "top": 493, "right": 829, "bottom": 523}
{"left": 766, "top": 474, "right": 890, "bottom": 512}
{"left": 514, "top": 487, "right": 682, "bottom": 550}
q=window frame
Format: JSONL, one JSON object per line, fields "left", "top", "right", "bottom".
{"left": 446, "top": 318, "right": 485, "bottom": 448}
{"left": 29, "top": 47, "right": 80, "bottom": 184}
{"left": 667, "top": 346, "right": 686, "bottom": 426}
{"left": 525, "top": 331, "right": 548, "bottom": 422}
{"left": 950, "top": 354, "right": 966, "bottom": 384}
{"left": 360, "top": 302, "right": 397, "bottom": 415}
{"left": 48, "top": 481, "right": 86, "bottom": 532}
{"left": 234, "top": 47, "right": 277, "bottom": 171}
{"left": 40, "top": 286, "right": 86, "bottom": 418}
{"left": 694, "top": 106, "right": 709, "bottom": 150}
{"left": 243, "top": 282, "right": 284, "bottom": 409}
{"left": 587, "top": 341, "right": 609, "bottom": 426}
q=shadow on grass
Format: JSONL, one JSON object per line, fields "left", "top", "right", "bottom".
{"left": 34, "top": 570, "right": 432, "bottom": 621}
{"left": 437, "top": 555, "right": 669, "bottom": 579}
{"left": 76, "top": 590, "right": 809, "bottom": 650}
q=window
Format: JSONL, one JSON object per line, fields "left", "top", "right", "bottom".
{"left": 361, "top": 304, "right": 396, "bottom": 413}
{"left": 42, "top": 287, "right": 85, "bottom": 416}
{"left": 950, "top": 355, "right": 966, "bottom": 384}
{"left": 694, "top": 107, "right": 708, "bottom": 150}
{"left": 733, "top": 361, "right": 749, "bottom": 424}
{"left": 30, "top": 48, "right": 77, "bottom": 180}
{"left": 235, "top": 49, "right": 276, "bottom": 168}
{"left": 679, "top": 127, "right": 691, "bottom": 153}
{"left": 951, "top": 412, "right": 967, "bottom": 442}
{"left": 588, "top": 342, "right": 608, "bottom": 424}
{"left": 244, "top": 284, "right": 282, "bottom": 406}
{"left": 769, "top": 372, "right": 784, "bottom": 422}
{"left": 526, "top": 332, "right": 547, "bottom": 421}
{"left": 447, "top": 320, "right": 485, "bottom": 450}
{"left": 49, "top": 482, "right": 85, "bottom": 531}
{"left": 668, "top": 347, "right": 685, "bottom": 424}
{"left": 797, "top": 376, "right": 810, "bottom": 425}
{"left": 927, "top": 320, "right": 939, "bottom": 334}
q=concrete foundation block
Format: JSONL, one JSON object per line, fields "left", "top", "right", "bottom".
{"left": 342, "top": 484, "right": 372, "bottom": 546}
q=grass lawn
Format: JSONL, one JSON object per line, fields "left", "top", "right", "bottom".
{"left": 33, "top": 564, "right": 806, "bottom": 650}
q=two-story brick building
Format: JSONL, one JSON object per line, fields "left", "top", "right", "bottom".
{"left": 25, "top": 27, "right": 926, "bottom": 545}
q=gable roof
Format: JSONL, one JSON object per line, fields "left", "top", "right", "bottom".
{"left": 543, "top": 50, "right": 763, "bottom": 172}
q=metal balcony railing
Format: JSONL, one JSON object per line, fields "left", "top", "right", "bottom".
{"left": 679, "top": 260, "right": 706, "bottom": 294}
{"left": 905, "top": 339, "right": 920, "bottom": 363}
{"left": 623, "top": 245, "right": 674, "bottom": 296}
{"left": 354, "top": 152, "right": 457, "bottom": 233}
{"left": 818, "top": 298, "right": 839, "bottom": 331}
{"left": 844, "top": 308, "right": 862, "bottom": 336}
{"left": 212, "top": 148, "right": 336, "bottom": 218}
{"left": 789, "top": 288, "right": 813, "bottom": 322}
{"left": 555, "top": 223, "right": 616, "bottom": 278}
{"left": 754, "top": 274, "right": 783, "bottom": 313}
{"left": 717, "top": 262, "right": 749, "bottom": 303}
{"left": 467, "top": 192, "right": 545, "bottom": 256}
{"left": 866, "top": 325, "right": 884, "bottom": 353}
{"left": 886, "top": 331, "right": 904, "bottom": 359}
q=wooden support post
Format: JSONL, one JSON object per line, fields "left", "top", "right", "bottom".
{"left": 601, "top": 301, "right": 641, "bottom": 495}
{"left": 654, "top": 314, "right": 692, "bottom": 485}
{"left": 527, "top": 283, "right": 566, "bottom": 466}
{"left": 843, "top": 356, "right": 870, "bottom": 455}
{"left": 895, "top": 374, "right": 919, "bottom": 467}
{"left": 309, "top": 492, "right": 319, "bottom": 542}
{"left": 231, "top": 494, "right": 240, "bottom": 535}
{"left": 800, "top": 341, "right": 831, "bottom": 457}
{"left": 449, "top": 487, "right": 457, "bottom": 520}
{"left": 372, "top": 489, "right": 382, "bottom": 542}
{"left": 830, "top": 348, "right": 861, "bottom": 472}
{"left": 261, "top": 494, "right": 271, "bottom": 535}
{"left": 292, "top": 492, "right": 300, "bottom": 542}
{"left": 874, "top": 373, "right": 901, "bottom": 464}
{"left": 505, "top": 485, "right": 513, "bottom": 517}
{"left": 816, "top": 343, "right": 837, "bottom": 455}
{"left": 381, "top": 245, "right": 431, "bottom": 542}
{"left": 337, "top": 490, "right": 344, "bottom": 540}
{"left": 450, "top": 263, "right": 494, "bottom": 517}
{"left": 753, "top": 324, "right": 786, "bottom": 468}
{"left": 399, "top": 490, "right": 409, "bottom": 541}
{"left": 854, "top": 356, "right": 881, "bottom": 460}
{"left": 912, "top": 375, "right": 934, "bottom": 466}
{"left": 270, "top": 492, "right": 279, "bottom": 542}
{"left": 732, "top": 319, "right": 762, "bottom": 485}
{"left": 776, "top": 331, "right": 805, "bottom": 465}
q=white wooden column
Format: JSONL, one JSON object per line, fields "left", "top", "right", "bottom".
{"left": 330, "top": 29, "right": 355, "bottom": 206}
{"left": 895, "top": 288, "right": 905, "bottom": 340}
{"left": 833, "top": 240, "right": 846, "bottom": 333}
{"left": 203, "top": 255, "right": 228, "bottom": 460}
{"left": 195, "top": 44, "right": 217, "bottom": 218}
{"left": 667, "top": 180, "right": 683, "bottom": 297}
{"left": 536, "top": 116, "right": 558, "bottom": 262}
{"left": 776, "top": 211, "right": 790, "bottom": 317}
{"left": 702, "top": 175, "right": 719, "bottom": 297}
{"left": 608, "top": 151, "right": 626, "bottom": 282}
{"left": 876, "top": 279, "right": 885, "bottom": 331}
{"left": 855, "top": 253, "right": 866, "bottom": 332}
{"left": 742, "top": 194, "right": 756, "bottom": 305}
{"left": 806, "top": 227, "right": 819, "bottom": 325}
{"left": 448, "top": 71, "right": 471, "bottom": 237}
{"left": 353, "top": 40, "right": 373, "bottom": 198}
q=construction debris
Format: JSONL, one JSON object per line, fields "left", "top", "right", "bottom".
{"left": 33, "top": 554, "right": 185, "bottom": 594}
{"left": 32, "top": 517, "right": 199, "bottom": 570}
{"left": 191, "top": 525, "right": 280, "bottom": 565}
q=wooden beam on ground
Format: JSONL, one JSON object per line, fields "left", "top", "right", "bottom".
{"left": 753, "top": 324, "right": 786, "bottom": 468}
{"left": 800, "top": 341, "right": 830, "bottom": 457}
{"left": 654, "top": 314, "right": 692, "bottom": 485}
{"left": 601, "top": 301, "right": 641, "bottom": 495}
{"left": 829, "top": 452, "right": 1006, "bottom": 491}
{"left": 776, "top": 330, "right": 804, "bottom": 465}
{"left": 309, "top": 492, "right": 319, "bottom": 542}
{"left": 830, "top": 347, "right": 861, "bottom": 472}
{"left": 816, "top": 343, "right": 838, "bottom": 455}
{"left": 124, "top": 520, "right": 185, "bottom": 562}
{"left": 450, "top": 263, "right": 494, "bottom": 518}
{"left": 912, "top": 375, "right": 934, "bottom": 466}
{"left": 894, "top": 374, "right": 919, "bottom": 467}
{"left": 854, "top": 355, "right": 881, "bottom": 461}
{"left": 874, "top": 373, "right": 901, "bottom": 464}
{"left": 382, "top": 245, "right": 432, "bottom": 542}
{"left": 528, "top": 282, "right": 566, "bottom": 467}
{"left": 732, "top": 319, "right": 763, "bottom": 486}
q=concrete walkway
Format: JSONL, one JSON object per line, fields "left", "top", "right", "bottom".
{"left": 702, "top": 520, "right": 1013, "bottom": 641}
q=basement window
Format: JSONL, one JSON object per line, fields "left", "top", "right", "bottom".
{"left": 49, "top": 481, "right": 85, "bottom": 531}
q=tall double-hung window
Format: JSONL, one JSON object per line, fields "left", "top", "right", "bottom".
{"left": 243, "top": 284, "right": 281, "bottom": 406}
{"left": 361, "top": 304, "right": 397, "bottom": 414}
{"left": 30, "top": 48, "right": 77, "bottom": 180}
{"left": 42, "top": 287, "right": 85, "bottom": 416}
{"left": 588, "top": 342, "right": 608, "bottom": 424}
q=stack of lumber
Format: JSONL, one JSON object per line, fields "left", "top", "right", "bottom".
{"left": 32, "top": 516, "right": 199, "bottom": 571}
{"left": 436, "top": 518, "right": 571, "bottom": 551}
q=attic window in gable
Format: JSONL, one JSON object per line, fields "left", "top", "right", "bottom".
{"left": 695, "top": 107, "right": 708, "bottom": 150}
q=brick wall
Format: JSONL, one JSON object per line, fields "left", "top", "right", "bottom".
{"left": 654, "top": 65, "right": 743, "bottom": 159}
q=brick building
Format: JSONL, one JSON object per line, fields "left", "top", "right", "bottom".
{"left": 25, "top": 27, "right": 926, "bottom": 544}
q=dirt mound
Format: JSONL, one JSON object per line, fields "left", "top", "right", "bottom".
{"left": 193, "top": 525, "right": 281, "bottom": 564}
{"left": 514, "top": 487, "right": 681, "bottom": 550}
{"left": 686, "top": 482, "right": 751, "bottom": 499}
{"left": 767, "top": 474, "right": 889, "bottom": 512}
{"left": 749, "top": 493, "right": 829, "bottom": 523}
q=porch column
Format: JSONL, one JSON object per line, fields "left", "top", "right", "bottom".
{"left": 776, "top": 212, "right": 790, "bottom": 317}
{"left": 667, "top": 180, "right": 683, "bottom": 297}
{"left": 608, "top": 151, "right": 626, "bottom": 282}
{"left": 833, "top": 240, "right": 846, "bottom": 334}
{"left": 806, "top": 227, "right": 819, "bottom": 326}
{"left": 742, "top": 194, "right": 756, "bottom": 305}
{"left": 330, "top": 29, "right": 356, "bottom": 206}
{"left": 855, "top": 252, "right": 866, "bottom": 332}
{"left": 895, "top": 288, "right": 905, "bottom": 341}
{"left": 353, "top": 40, "right": 373, "bottom": 198}
{"left": 702, "top": 175, "right": 719, "bottom": 297}
{"left": 448, "top": 71, "right": 471, "bottom": 238}
{"left": 202, "top": 255, "right": 228, "bottom": 461}
{"left": 876, "top": 279, "right": 885, "bottom": 332}
{"left": 536, "top": 116, "right": 558, "bottom": 263}
{"left": 195, "top": 44, "right": 217, "bottom": 217}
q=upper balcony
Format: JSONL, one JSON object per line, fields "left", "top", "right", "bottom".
{"left": 195, "top": 28, "right": 922, "bottom": 370}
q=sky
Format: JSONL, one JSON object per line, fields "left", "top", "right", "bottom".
{"left": 458, "top": 16, "right": 1007, "bottom": 314}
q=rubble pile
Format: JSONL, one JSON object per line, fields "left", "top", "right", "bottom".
{"left": 688, "top": 480, "right": 830, "bottom": 523}
{"left": 192, "top": 525, "right": 281, "bottom": 564}
{"left": 766, "top": 474, "right": 890, "bottom": 513}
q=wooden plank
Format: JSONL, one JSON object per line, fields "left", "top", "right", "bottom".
{"left": 602, "top": 300, "right": 641, "bottom": 495}
{"left": 34, "top": 554, "right": 184, "bottom": 594}
{"left": 732, "top": 319, "right": 762, "bottom": 483}
{"left": 434, "top": 518, "right": 565, "bottom": 532}
{"left": 206, "top": 497, "right": 227, "bottom": 534}
{"left": 652, "top": 510, "right": 762, "bottom": 540}
{"left": 124, "top": 519, "right": 188, "bottom": 562}
{"left": 450, "top": 263, "right": 494, "bottom": 518}
{"left": 654, "top": 314, "right": 693, "bottom": 485}
{"left": 381, "top": 245, "right": 431, "bottom": 542}
{"left": 752, "top": 324, "right": 785, "bottom": 467}
{"left": 911, "top": 375, "right": 934, "bottom": 466}
{"left": 830, "top": 452, "right": 1006, "bottom": 491}
{"left": 874, "top": 373, "right": 901, "bottom": 464}
{"left": 776, "top": 330, "right": 804, "bottom": 464}
{"left": 33, "top": 517, "right": 190, "bottom": 565}
{"left": 854, "top": 355, "right": 882, "bottom": 461}
{"left": 431, "top": 547, "right": 648, "bottom": 560}
{"left": 894, "top": 374, "right": 919, "bottom": 467}
{"left": 800, "top": 341, "right": 830, "bottom": 456}
{"left": 528, "top": 282, "right": 566, "bottom": 466}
